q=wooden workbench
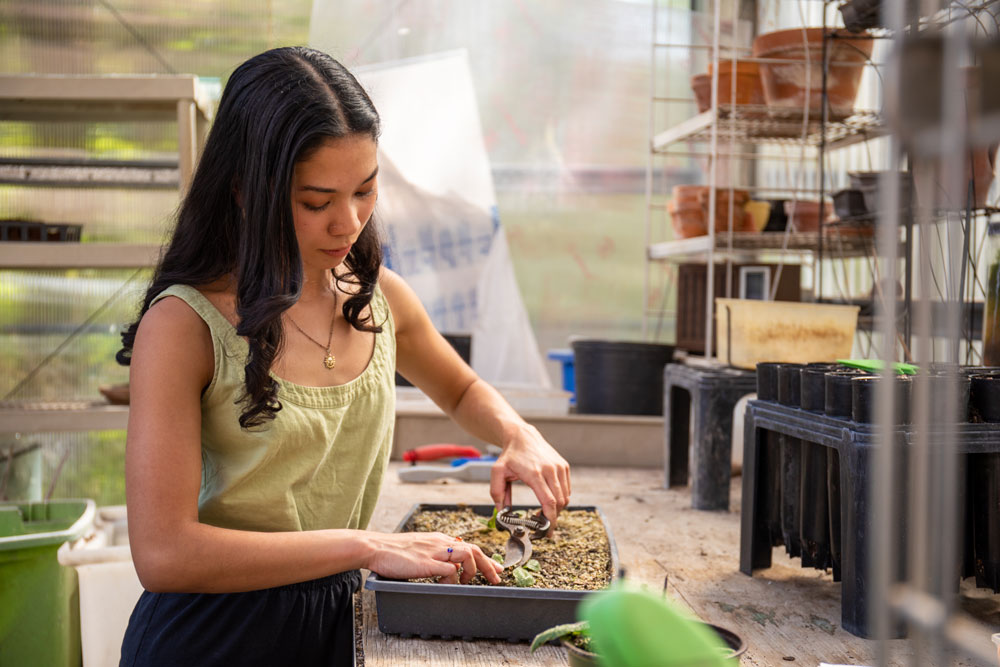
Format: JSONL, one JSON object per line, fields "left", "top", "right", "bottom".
{"left": 362, "top": 464, "right": 1000, "bottom": 666}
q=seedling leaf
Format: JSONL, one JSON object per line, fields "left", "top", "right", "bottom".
{"left": 529, "top": 621, "right": 590, "bottom": 653}
{"left": 479, "top": 507, "right": 499, "bottom": 532}
{"left": 523, "top": 559, "right": 541, "bottom": 572}
{"left": 512, "top": 566, "right": 535, "bottom": 587}
{"left": 491, "top": 553, "right": 504, "bottom": 565}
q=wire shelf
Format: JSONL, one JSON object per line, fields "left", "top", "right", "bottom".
{"left": 647, "top": 229, "right": 891, "bottom": 262}
{"left": 652, "top": 105, "right": 885, "bottom": 152}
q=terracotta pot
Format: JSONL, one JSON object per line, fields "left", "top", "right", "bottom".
{"left": 99, "top": 383, "right": 130, "bottom": 405}
{"left": 752, "top": 27, "right": 874, "bottom": 120}
{"left": 709, "top": 61, "right": 766, "bottom": 107}
{"left": 690, "top": 73, "right": 712, "bottom": 113}
{"left": 697, "top": 188, "right": 750, "bottom": 208}
{"left": 670, "top": 187, "right": 756, "bottom": 237}
{"left": 738, "top": 210, "right": 759, "bottom": 232}
{"left": 784, "top": 199, "right": 834, "bottom": 232}
{"left": 672, "top": 184, "right": 706, "bottom": 205}
{"left": 668, "top": 199, "right": 707, "bottom": 238}
{"left": 824, "top": 221, "right": 875, "bottom": 238}
{"left": 699, "top": 188, "right": 751, "bottom": 230}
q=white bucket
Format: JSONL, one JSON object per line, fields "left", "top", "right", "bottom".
{"left": 57, "top": 506, "right": 142, "bottom": 667}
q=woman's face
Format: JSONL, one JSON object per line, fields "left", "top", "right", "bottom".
{"left": 290, "top": 133, "right": 378, "bottom": 273}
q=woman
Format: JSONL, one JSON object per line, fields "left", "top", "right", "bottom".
{"left": 117, "top": 46, "right": 570, "bottom": 666}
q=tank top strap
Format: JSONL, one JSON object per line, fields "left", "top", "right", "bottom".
{"left": 150, "top": 284, "right": 240, "bottom": 348}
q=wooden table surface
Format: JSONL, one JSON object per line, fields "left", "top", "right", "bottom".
{"left": 362, "top": 463, "right": 1000, "bottom": 666}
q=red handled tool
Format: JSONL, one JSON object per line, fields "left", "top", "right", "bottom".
{"left": 402, "top": 444, "right": 484, "bottom": 463}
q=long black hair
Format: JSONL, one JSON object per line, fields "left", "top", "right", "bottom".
{"left": 117, "top": 46, "right": 383, "bottom": 428}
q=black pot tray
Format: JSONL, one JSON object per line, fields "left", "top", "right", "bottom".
{"left": 364, "top": 503, "right": 620, "bottom": 642}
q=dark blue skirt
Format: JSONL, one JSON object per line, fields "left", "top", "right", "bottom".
{"left": 120, "top": 570, "right": 361, "bottom": 666}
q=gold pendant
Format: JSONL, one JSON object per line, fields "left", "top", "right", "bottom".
{"left": 324, "top": 353, "right": 336, "bottom": 370}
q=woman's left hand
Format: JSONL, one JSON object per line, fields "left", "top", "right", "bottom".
{"left": 489, "top": 424, "right": 571, "bottom": 530}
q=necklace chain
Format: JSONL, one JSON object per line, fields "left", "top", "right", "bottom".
{"left": 286, "top": 288, "right": 337, "bottom": 370}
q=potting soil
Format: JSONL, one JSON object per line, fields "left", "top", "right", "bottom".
{"left": 405, "top": 508, "right": 612, "bottom": 589}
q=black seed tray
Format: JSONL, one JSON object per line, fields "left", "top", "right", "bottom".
{"left": 364, "top": 504, "right": 620, "bottom": 642}
{"left": 740, "top": 398, "right": 1000, "bottom": 638}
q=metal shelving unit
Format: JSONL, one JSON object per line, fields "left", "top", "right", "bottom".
{"left": 644, "top": 0, "right": 886, "bottom": 356}
{"left": 0, "top": 74, "right": 213, "bottom": 189}
{"left": 0, "top": 74, "right": 215, "bottom": 429}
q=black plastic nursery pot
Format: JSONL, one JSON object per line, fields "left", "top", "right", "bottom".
{"left": 764, "top": 199, "right": 788, "bottom": 232}
{"left": 927, "top": 372, "right": 972, "bottom": 423}
{"left": 838, "top": 0, "right": 881, "bottom": 32}
{"left": 824, "top": 369, "right": 870, "bottom": 418}
{"left": 776, "top": 364, "right": 805, "bottom": 407}
{"left": 754, "top": 363, "right": 784, "bottom": 547}
{"left": 571, "top": 340, "right": 675, "bottom": 416}
{"left": 800, "top": 364, "right": 840, "bottom": 413}
{"left": 970, "top": 373, "right": 1000, "bottom": 423}
{"left": 851, "top": 375, "right": 913, "bottom": 424}
{"left": 832, "top": 189, "right": 870, "bottom": 220}
{"left": 365, "top": 504, "right": 620, "bottom": 642}
{"left": 755, "top": 362, "right": 782, "bottom": 401}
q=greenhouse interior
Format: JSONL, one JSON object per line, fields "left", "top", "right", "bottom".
{"left": 3, "top": 0, "right": 1000, "bottom": 665}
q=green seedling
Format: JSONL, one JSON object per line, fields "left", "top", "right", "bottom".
{"left": 512, "top": 566, "right": 535, "bottom": 587}
{"left": 523, "top": 559, "right": 541, "bottom": 572}
{"left": 491, "top": 553, "right": 504, "bottom": 565}
{"left": 530, "top": 621, "right": 594, "bottom": 654}
{"left": 479, "top": 508, "right": 499, "bottom": 532}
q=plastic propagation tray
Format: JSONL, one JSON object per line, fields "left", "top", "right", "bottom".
{"left": 365, "top": 504, "right": 620, "bottom": 642}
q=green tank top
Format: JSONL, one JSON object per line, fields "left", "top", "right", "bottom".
{"left": 149, "top": 283, "right": 396, "bottom": 533}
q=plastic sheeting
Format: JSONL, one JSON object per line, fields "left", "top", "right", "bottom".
{"left": 355, "top": 51, "right": 550, "bottom": 387}
{"left": 309, "top": 0, "right": 701, "bottom": 384}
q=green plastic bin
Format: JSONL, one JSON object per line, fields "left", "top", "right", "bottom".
{"left": 0, "top": 499, "right": 96, "bottom": 667}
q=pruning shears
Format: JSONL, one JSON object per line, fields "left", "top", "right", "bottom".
{"left": 496, "top": 506, "right": 550, "bottom": 569}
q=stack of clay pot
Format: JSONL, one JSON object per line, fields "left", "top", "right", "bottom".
{"left": 689, "top": 60, "right": 766, "bottom": 114}
{"left": 751, "top": 28, "right": 873, "bottom": 120}
{"left": 783, "top": 199, "right": 834, "bottom": 233}
{"left": 668, "top": 185, "right": 756, "bottom": 238}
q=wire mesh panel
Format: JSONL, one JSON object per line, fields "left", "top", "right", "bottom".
{"left": 871, "top": 0, "right": 1000, "bottom": 664}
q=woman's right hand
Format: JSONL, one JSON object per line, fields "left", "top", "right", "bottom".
{"left": 363, "top": 531, "right": 503, "bottom": 585}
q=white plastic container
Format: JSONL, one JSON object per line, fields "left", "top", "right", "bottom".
{"left": 715, "top": 298, "right": 860, "bottom": 369}
{"left": 57, "top": 506, "right": 142, "bottom": 667}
